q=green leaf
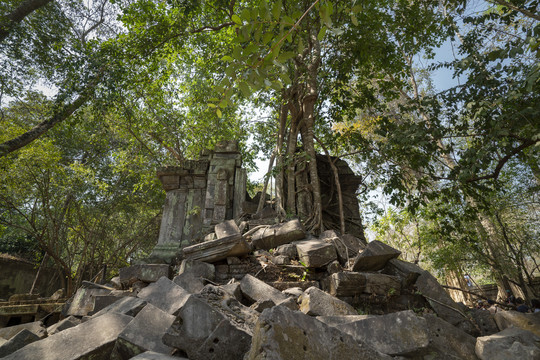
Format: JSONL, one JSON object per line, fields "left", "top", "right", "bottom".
{"left": 272, "top": 0, "right": 282, "bottom": 21}
{"left": 238, "top": 82, "right": 251, "bottom": 97}
{"left": 277, "top": 51, "right": 296, "bottom": 62}
{"left": 240, "top": 8, "right": 251, "bottom": 21}
{"left": 351, "top": 14, "right": 358, "bottom": 26}
{"left": 216, "top": 109, "right": 222, "bottom": 118}
{"left": 232, "top": 14, "right": 242, "bottom": 25}
{"left": 207, "top": 103, "right": 216, "bottom": 108}
{"left": 318, "top": 26, "right": 327, "bottom": 41}
{"left": 262, "top": 32, "right": 274, "bottom": 45}
{"left": 221, "top": 55, "right": 234, "bottom": 62}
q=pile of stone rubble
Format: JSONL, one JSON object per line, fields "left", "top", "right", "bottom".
{"left": 1, "top": 218, "right": 539, "bottom": 360}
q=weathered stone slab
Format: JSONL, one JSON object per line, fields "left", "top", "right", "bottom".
{"left": 0, "top": 329, "right": 41, "bottom": 358}
{"left": 319, "top": 230, "right": 363, "bottom": 264}
{"left": 364, "top": 273, "right": 401, "bottom": 296}
{"left": 173, "top": 272, "right": 205, "bottom": 294}
{"left": 423, "top": 313, "right": 479, "bottom": 360}
{"left": 90, "top": 295, "right": 126, "bottom": 315}
{"left": 382, "top": 259, "right": 423, "bottom": 287}
{"left": 112, "top": 303, "right": 175, "bottom": 359}
{"left": 182, "top": 233, "right": 251, "bottom": 263}
{"left": 178, "top": 259, "right": 215, "bottom": 280}
{"left": 137, "top": 277, "right": 190, "bottom": 315}
{"left": 0, "top": 321, "right": 46, "bottom": 340}
{"left": 240, "top": 274, "right": 289, "bottom": 307}
{"left": 2, "top": 312, "right": 132, "bottom": 360}
{"left": 46, "top": 315, "right": 81, "bottom": 336}
{"left": 251, "top": 219, "right": 306, "bottom": 250}
{"left": 65, "top": 286, "right": 111, "bottom": 316}
{"left": 298, "top": 286, "right": 357, "bottom": 316}
{"left": 274, "top": 243, "right": 297, "bottom": 258}
{"left": 476, "top": 327, "right": 540, "bottom": 360}
{"left": 352, "top": 240, "right": 401, "bottom": 271}
{"left": 296, "top": 239, "right": 337, "bottom": 268}
{"left": 471, "top": 308, "right": 499, "bottom": 336}
{"left": 316, "top": 315, "right": 375, "bottom": 327}
{"left": 214, "top": 220, "right": 240, "bottom": 239}
{"left": 334, "top": 310, "right": 429, "bottom": 356}
{"left": 130, "top": 351, "right": 188, "bottom": 360}
{"left": 244, "top": 305, "right": 391, "bottom": 360}
{"left": 163, "top": 293, "right": 253, "bottom": 360}
{"left": 91, "top": 296, "right": 146, "bottom": 318}
{"left": 322, "top": 271, "right": 366, "bottom": 297}
{"left": 119, "top": 264, "right": 171, "bottom": 285}
{"left": 494, "top": 310, "right": 540, "bottom": 336}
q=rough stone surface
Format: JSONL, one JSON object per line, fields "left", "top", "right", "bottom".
{"left": 334, "top": 310, "right": 429, "bottom": 356}
{"left": 274, "top": 244, "right": 297, "bottom": 258}
{"left": 423, "top": 313, "right": 479, "bottom": 360}
{"left": 296, "top": 239, "right": 337, "bottom": 268}
{"left": 2, "top": 312, "right": 132, "bottom": 360}
{"left": 240, "top": 274, "right": 289, "bottom": 307}
{"left": 0, "top": 321, "right": 46, "bottom": 340}
{"left": 178, "top": 259, "right": 215, "bottom": 280}
{"left": 182, "top": 233, "right": 251, "bottom": 263}
{"left": 46, "top": 316, "right": 81, "bottom": 336}
{"left": 298, "top": 286, "right": 357, "bottom": 316}
{"left": 352, "top": 240, "right": 401, "bottom": 271}
{"left": 112, "top": 303, "right": 175, "bottom": 359}
{"left": 476, "top": 327, "right": 540, "bottom": 360}
{"left": 471, "top": 309, "right": 499, "bottom": 336}
{"left": 251, "top": 219, "right": 306, "bottom": 250}
{"left": 119, "top": 264, "right": 171, "bottom": 285}
{"left": 0, "top": 329, "right": 41, "bottom": 358}
{"left": 494, "top": 310, "right": 540, "bottom": 337}
{"left": 91, "top": 296, "right": 146, "bottom": 318}
{"left": 363, "top": 273, "right": 401, "bottom": 296}
{"left": 65, "top": 286, "right": 111, "bottom": 316}
{"left": 130, "top": 351, "right": 188, "bottom": 360}
{"left": 244, "top": 305, "right": 391, "bottom": 360}
{"left": 162, "top": 290, "right": 254, "bottom": 360}
{"left": 137, "top": 277, "right": 190, "bottom": 315}
{"left": 316, "top": 315, "right": 375, "bottom": 327}
{"left": 214, "top": 220, "right": 240, "bottom": 239}
{"left": 322, "top": 271, "right": 366, "bottom": 297}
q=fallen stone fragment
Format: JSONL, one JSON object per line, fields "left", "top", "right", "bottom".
{"left": 0, "top": 321, "right": 46, "bottom": 340}
{"left": 471, "top": 309, "right": 499, "bottom": 336}
{"left": 326, "top": 260, "right": 341, "bottom": 274}
{"left": 423, "top": 313, "right": 479, "bottom": 360}
{"left": 316, "top": 315, "right": 375, "bottom": 327}
{"left": 494, "top": 310, "right": 540, "bottom": 336}
{"left": 178, "top": 259, "right": 215, "bottom": 280}
{"left": 274, "top": 244, "right": 297, "bottom": 258}
{"left": 46, "top": 316, "right": 81, "bottom": 336}
{"left": 322, "top": 271, "right": 366, "bottom": 297}
{"left": 475, "top": 327, "right": 540, "bottom": 360}
{"left": 91, "top": 296, "right": 146, "bottom": 318}
{"left": 296, "top": 239, "right": 337, "bottom": 268}
{"left": 352, "top": 240, "right": 401, "bottom": 271}
{"left": 320, "top": 230, "right": 363, "bottom": 264}
{"left": 137, "top": 277, "right": 190, "bottom": 315}
{"left": 250, "top": 219, "right": 306, "bottom": 250}
{"left": 269, "top": 280, "right": 319, "bottom": 292}
{"left": 119, "top": 264, "right": 171, "bottom": 286}
{"left": 382, "top": 258, "right": 422, "bottom": 287}
{"left": 298, "top": 286, "right": 357, "bottom": 316}
{"left": 240, "top": 274, "right": 289, "bottom": 307}
{"left": 112, "top": 303, "right": 175, "bottom": 359}
{"left": 364, "top": 273, "right": 401, "bottom": 296}
{"left": 173, "top": 272, "right": 205, "bottom": 294}
{"left": 90, "top": 295, "right": 127, "bottom": 315}
{"left": 244, "top": 305, "right": 391, "bottom": 360}
{"left": 182, "top": 233, "right": 251, "bottom": 263}
{"left": 333, "top": 310, "right": 429, "bottom": 357}
{"left": 2, "top": 312, "right": 132, "bottom": 360}
{"left": 271, "top": 254, "right": 290, "bottom": 265}
{"left": 162, "top": 292, "right": 254, "bottom": 360}
{"left": 0, "top": 329, "right": 41, "bottom": 358}
{"left": 129, "top": 351, "right": 188, "bottom": 360}
{"left": 65, "top": 286, "right": 111, "bottom": 316}
{"left": 214, "top": 219, "right": 240, "bottom": 238}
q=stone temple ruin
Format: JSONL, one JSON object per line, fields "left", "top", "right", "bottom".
{"left": 1, "top": 140, "right": 539, "bottom": 359}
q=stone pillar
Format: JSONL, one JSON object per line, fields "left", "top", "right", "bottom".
{"left": 149, "top": 140, "right": 246, "bottom": 263}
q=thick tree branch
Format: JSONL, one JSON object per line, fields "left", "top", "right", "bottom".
{"left": 0, "top": 0, "right": 53, "bottom": 43}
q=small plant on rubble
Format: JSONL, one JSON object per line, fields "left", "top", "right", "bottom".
{"left": 299, "top": 261, "right": 309, "bottom": 281}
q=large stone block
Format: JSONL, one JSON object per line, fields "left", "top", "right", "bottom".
{"left": 423, "top": 313, "right": 479, "bottom": 360}
{"left": 0, "top": 321, "right": 46, "bottom": 340}
{"left": 240, "top": 274, "right": 289, "bottom": 307}
{"left": 334, "top": 310, "right": 429, "bottom": 357}
{"left": 182, "top": 233, "right": 251, "bottom": 263}
{"left": 352, "top": 240, "right": 401, "bottom": 271}
{"left": 296, "top": 239, "right": 337, "bottom": 268}
{"left": 137, "top": 277, "right": 190, "bottom": 315}
{"left": 494, "top": 310, "right": 540, "bottom": 336}
{"left": 476, "top": 327, "right": 540, "bottom": 360}
{"left": 2, "top": 312, "right": 132, "bottom": 360}
{"left": 0, "top": 329, "right": 41, "bottom": 358}
{"left": 119, "top": 264, "right": 171, "bottom": 285}
{"left": 65, "top": 286, "right": 111, "bottom": 316}
{"left": 244, "top": 305, "right": 391, "bottom": 360}
{"left": 162, "top": 292, "right": 253, "bottom": 360}
{"left": 322, "top": 272, "right": 366, "bottom": 297}
{"left": 471, "top": 309, "right": 499, "bottom": 336}
{"left": 320, "top": 230, "right": 363, "bottom": 264}
{"left": 251, "top": 219, "right": 306, "bottom": 250}
{"left": 46, "top": 316, "right": 81, "bottom": 336}
{"left": 364, "top": 273, "right": 401, "bottom": 296}
{"left": 112, "top": 303, "right": 175, "bottom": 359}
{"left": 214, "top": 220, "right": 240, "bottom": 239}
{"left": 130, "top": 351, "right": 188, "bottom": 360}
{"left": 298, "top": 286, "right": 357, "bottom": 316}
{"left": 91, "top": 296, "right": 146, "bottom": 318}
